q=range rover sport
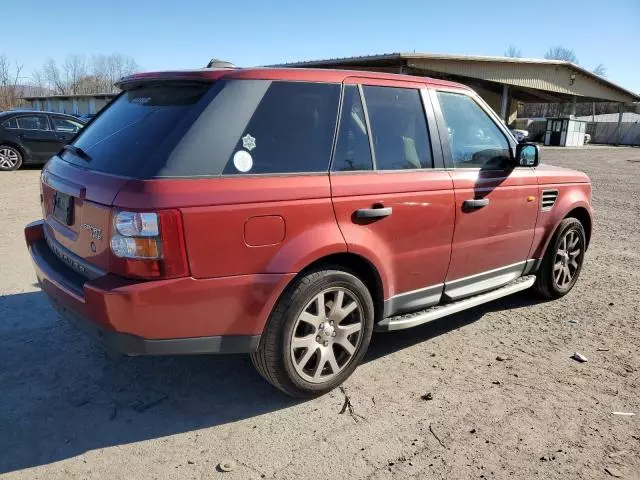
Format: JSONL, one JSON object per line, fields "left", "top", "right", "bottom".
{"left": 25, "top": 67, "right": 593, "bottom": 397}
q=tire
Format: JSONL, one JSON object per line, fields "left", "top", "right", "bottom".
{"left": 251, "top": 268, "right": 374, "bottom": 398}
{"left": 534, "top": 217, "right": 586, "bottom": 299}
{"left": 0, "top": 145, "right": 23, "bottom": 171}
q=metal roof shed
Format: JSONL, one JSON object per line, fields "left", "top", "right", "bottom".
{"left": 275, "top": 53, "right": 640, "bottom": 125}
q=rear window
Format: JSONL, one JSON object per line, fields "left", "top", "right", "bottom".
{"left": 61, "top": 80, "right": 340, "bottom": 178}
{"left": 63, "top": 84, "right": 212, "bottom": 178}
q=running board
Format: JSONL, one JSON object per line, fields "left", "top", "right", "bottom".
{"left": 376, "top": 275, "right": 536, "bottom": 332}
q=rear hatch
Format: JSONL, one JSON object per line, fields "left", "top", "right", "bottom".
{"left": 41, "top": 80, "right": 216, "bottom": 275}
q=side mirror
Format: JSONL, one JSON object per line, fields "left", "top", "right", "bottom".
{"left": 515, "top": 143, "right": 539, "bottom": 167}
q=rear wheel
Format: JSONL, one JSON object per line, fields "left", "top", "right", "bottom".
{"left": 251, "top": 268, "right": 374, "bottom": 398}
{"left": 535, "top": 218, "right": 586, "bottom": 299}
{"left": 0, "top": 145, "right": 22, "bottom": 171}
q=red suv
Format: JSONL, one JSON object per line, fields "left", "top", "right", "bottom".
{"left": 25, "top": 67, "right": 593, "bottom": 397}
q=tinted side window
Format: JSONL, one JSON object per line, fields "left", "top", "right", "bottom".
{"left": 1, "top": 118, "right": 18, "bottom": 129}
{"left": 222, "top": 81, "right": 340, "bottom": 175}
{"left": 52, "top": 117, "right": 83, "bottom": 133}
{"left": 363, "top": 86, "right": 433, "bottom": 170}
{"left": 16, "top": 115, "right": 50, "bottom": 131}
{"left": 436, "top": 92, "right": 510, "bottom": 169}
{"left": 331, "top": 86, "right": 373, "bottom": 172}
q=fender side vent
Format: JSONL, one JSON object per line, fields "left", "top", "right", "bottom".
{"left": 541, "top": 189, "right": 559, "bottom": 211}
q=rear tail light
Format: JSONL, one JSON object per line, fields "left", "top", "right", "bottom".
{"left": 109, "top": 209, "right": 189, "bottom": 279}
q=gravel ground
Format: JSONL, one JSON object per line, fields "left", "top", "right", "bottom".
{"left": 1, "top": 147, "right": 639, "bottom": 480}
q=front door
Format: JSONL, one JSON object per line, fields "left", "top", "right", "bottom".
{"left": 433, "top": 89, "right": 538, "bottom": 300}
{"left": 50, "top": 115, "right": 84, "bottom": 147}
{"left": 330, "top": 80, "right": 455, "bottom": 316}
{"left": 14, "top": 114, "right": 60, "bottom": 162}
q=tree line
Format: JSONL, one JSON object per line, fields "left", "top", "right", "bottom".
{"left": 0, "top": 53, "right": 139, "bottom": 111}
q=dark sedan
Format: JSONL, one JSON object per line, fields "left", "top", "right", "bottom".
{"left": 0, "top": 111, "right": 85, "bottom": 171}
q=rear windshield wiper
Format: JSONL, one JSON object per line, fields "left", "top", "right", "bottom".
{"left": 61, "top": 144, "right": 92, "bottom": 162}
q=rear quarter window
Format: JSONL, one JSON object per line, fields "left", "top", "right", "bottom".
{"left": 162, "top": 80, "right": 341, "bottom": 177}
{"left": 1, "top": 118, "right": 18, "bottom": 129}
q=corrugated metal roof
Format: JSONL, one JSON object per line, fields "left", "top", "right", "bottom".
{"left": 274, "top": 52, "right": 640, "bottom": 102}
{"left": 575, "top": 112, "right": 640, "bottom": 123}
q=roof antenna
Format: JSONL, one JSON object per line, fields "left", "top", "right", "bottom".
{"left": 205, "top": 58, "right": 237, "bottom": 69}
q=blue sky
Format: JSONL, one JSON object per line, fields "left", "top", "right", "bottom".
{"left": 4, "top": 0, "right": 640, "bottom": 93}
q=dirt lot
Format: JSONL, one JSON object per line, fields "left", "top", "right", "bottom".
{"left": 1, "top": 146, "right": 639, "bottom": 480}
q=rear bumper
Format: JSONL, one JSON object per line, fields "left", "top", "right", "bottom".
{"left": 26, "top": 220, "right": 294, "bottom": 355}
{"left": 49, "top": 295, "right": 260, "bottom": 355}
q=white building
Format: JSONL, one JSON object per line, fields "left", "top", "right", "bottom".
{"left": 20, "top": 93, "right": 117, "bottom": 115}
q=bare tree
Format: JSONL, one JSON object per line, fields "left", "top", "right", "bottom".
{"left": 544, "top": 46, "right": 579, "bottom": 64}
{"left": 63, "top": 54, "right": 88, "bottom": 94}
{"left": 31, "top": 68, "right": 48, "bottom": 92}
{"left": 504, "top": 45, "right": 522, "bottom": 58}
{"left": 32, "top": 53, "right": 140, "bottom": 96}
{"left": 92, "top": 53, "right": 139, "bottom": 93}
{"left": 592, "top": 63, "right": 607, "bottom": 78}
{"left": 42, "top": 58, "right": 67, "bottom": 94}
{"left": 0, "top": 54, "right": 24, "bottom": 110}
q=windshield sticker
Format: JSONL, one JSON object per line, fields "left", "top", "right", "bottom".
{"left": 242, "top": 134, "right": 256, "bottom": 151}
{"left": 233, "top": 150, "right": 253, "bottom": 173}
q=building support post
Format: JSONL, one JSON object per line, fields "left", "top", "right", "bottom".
{"left": 571, "top": 96, "right": 577, "bottom": 116}
{"left": 615, "top": 103, "right": 624, "bottom": 146}
{"left": 500, "top": 85, "right": 509, "bottom": 123}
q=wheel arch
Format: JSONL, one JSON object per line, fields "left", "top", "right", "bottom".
{"left": 280, "top": 252, "right": 386, "bottom": 324}
{"left": 565, "top": 206, "right": 592, "bottom": 249}
{"left": 0, "top": 142, "right": 27, "bottom": 162}
{"left": 529, "top": 194, "right": 593, "bottom": 260}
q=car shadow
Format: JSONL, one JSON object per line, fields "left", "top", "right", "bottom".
{"left": 0, "top": 289, "right": 544, "bottom": 473}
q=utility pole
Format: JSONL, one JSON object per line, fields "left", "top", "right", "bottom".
{"left": 615, "top": 103, "right": 624, "bottom": 145}
{"left": 500, "top": 85, "right": 509, "bottom": 123}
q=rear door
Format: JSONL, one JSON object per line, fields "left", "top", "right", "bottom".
{"left": 431, "top": 89, "right": 538, "bottom": 300}
{"left": 13, "top": 114, "right": 60, "bottom": 162}
{"left": 330, "top": 79, "right": 455, "bottom": 316}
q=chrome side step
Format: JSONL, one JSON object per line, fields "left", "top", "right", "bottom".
{"left": 376, "top": 275, "right": 536, "bottom": 332}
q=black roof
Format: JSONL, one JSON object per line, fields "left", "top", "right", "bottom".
{"left": 0, "top": 110, "right": 81, "bottom": 118}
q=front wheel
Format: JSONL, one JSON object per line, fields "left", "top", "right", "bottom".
{"left": 251, "top": 268, "right": 374, "bottom": 398}
{"left": 535, "top": 217, "right": 586, "bottom": 299}
{"left": 0, "top": 145, "right": 23, "bottom": 171}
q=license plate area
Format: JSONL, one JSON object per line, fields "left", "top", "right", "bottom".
{"left": 53, "top": 191, "right": 74, "bottom": 226}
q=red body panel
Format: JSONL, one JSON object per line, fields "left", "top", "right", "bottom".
{"left": 29, "top": 225, "right": 294, "bottom": 338}
{"left": 528, "top": 164, "right": 592, "bottom": 259}
{"left": 331, "top": 171, "right": 455, "bottom": 297}
{"left": 176, "top": 176, "right": 345, "bottom": 279}
{"left": 446, "top": 168, "right": 539, "bottom": 280}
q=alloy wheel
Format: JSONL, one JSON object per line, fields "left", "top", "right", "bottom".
{"left": 0, "top": 148, "right": 19, "bottom": 169}
{"left": 553, "top": 229, "right": 582, "bottom": 289}
{"left": 290, "top": 287, "right": 364, "bottom": 384}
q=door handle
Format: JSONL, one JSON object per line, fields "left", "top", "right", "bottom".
{"left": 463, "top": 198, "right": 490, "bottom": 209}
{"left": 355, "top": 206, "right": 393, "bottom": 219}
